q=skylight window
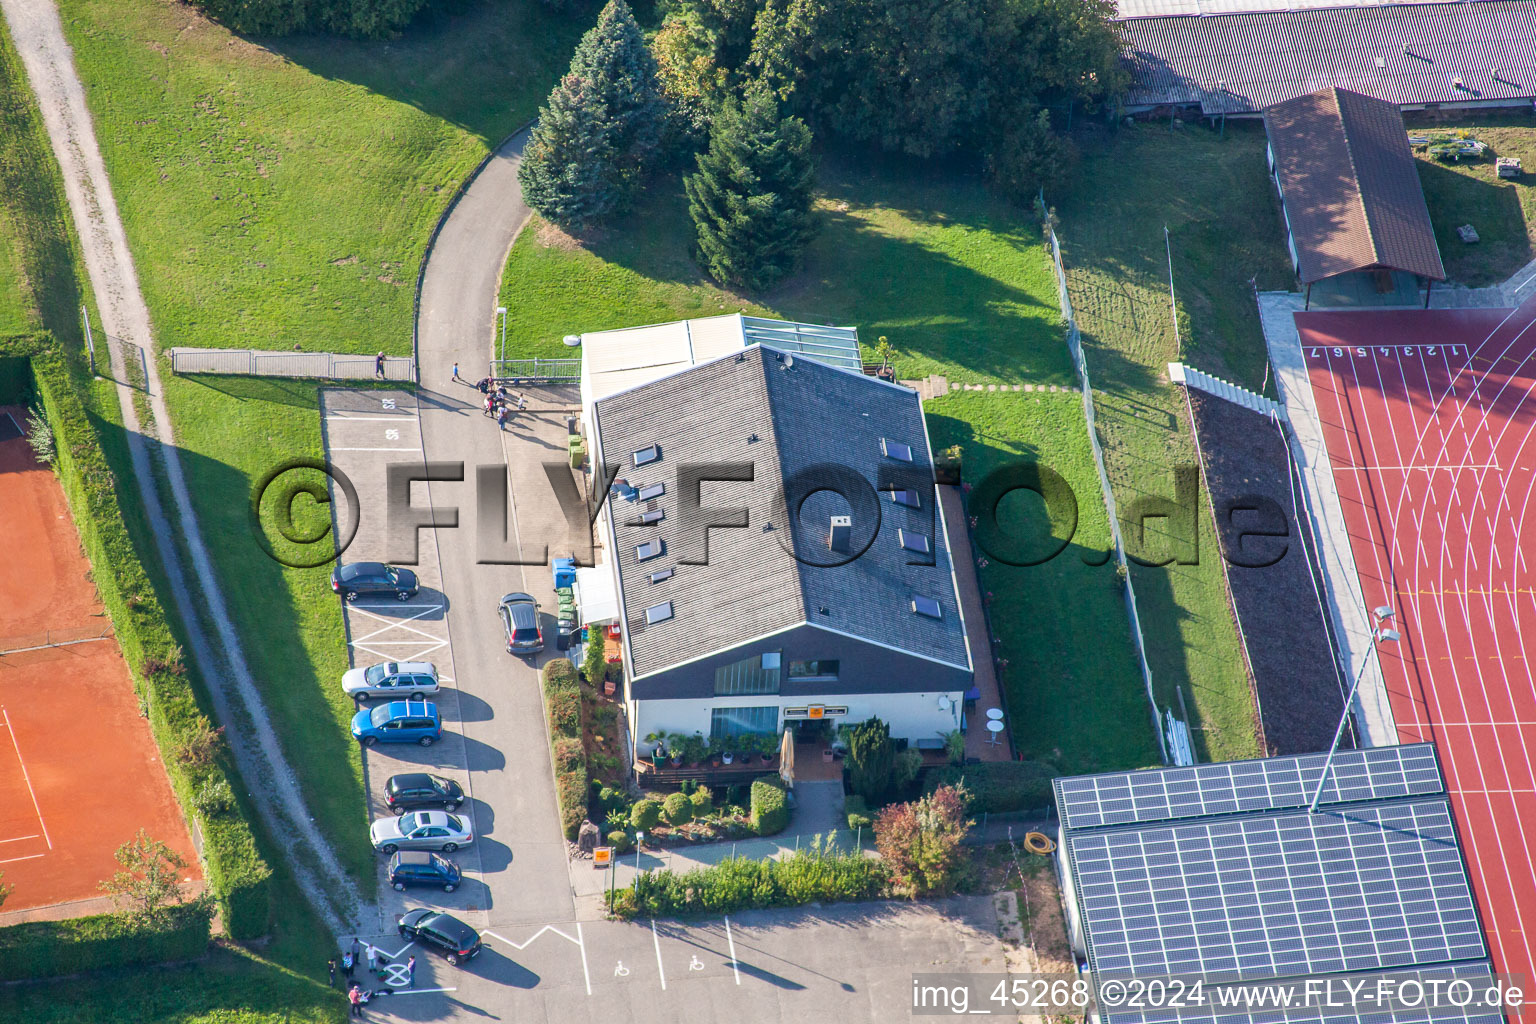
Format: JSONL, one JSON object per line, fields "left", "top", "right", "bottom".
{"left": 649, "top": 567, "right": 674, "bottom": 584}
{"left": 898, "top": 529, "right": 931, "bottom": 554}
{"left": 632, "top": 445, "right": 661, "bottom": 467}
{"left": 882, "top": 438, "right": 914, "bottom": 462}
{"left": 637, "top": 482, "right": 665, "bottom": 501}
{"left": 636, "top": 539, "right": 665, "bottom": 561}
{"left": 640, "top": 509, "right": 664, "bottom": 525}
{"left": 911, "top": 595, "right": 943, "bottom": 620}
{"left": 645, "top": 601, "right": 674, "bottom": 625}
{"left": 888, "top": 488, "right": 921, "bottom": 509}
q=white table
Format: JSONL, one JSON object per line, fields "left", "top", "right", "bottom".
{"left": 985, "top": 707, "right": 1004, "bottom": 721}
{"left": 985, "top": 719, "right": 1005, "bottom": 746}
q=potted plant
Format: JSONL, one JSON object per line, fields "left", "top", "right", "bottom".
{"left": 668, "top": 733, "right": 686, "bottom": 767}
{"left": 707, "top": 735, "right": 724, "bottom": 767}
{"left": 761, "top": 732, "right": 780, "bottom": 765}
{"left": 721, "top": 736, "right": 734, "bottom": 766}
{"left": 646, "top": 733, "right": 668, "bottom": 767}
{"left": 683, "top": 732, "right": 707, "bottom": 768}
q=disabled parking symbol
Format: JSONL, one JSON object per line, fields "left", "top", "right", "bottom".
{"left": 689, "top": 956, "right": 704, "bottom": 972}
{"left": 614, "top": 961, "right": 630, "bottom": 977}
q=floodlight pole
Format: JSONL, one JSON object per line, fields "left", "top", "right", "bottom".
{"left": 1310, "top": 607, "right": 1398, "bottom": 813}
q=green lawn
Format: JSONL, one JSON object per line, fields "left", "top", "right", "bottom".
{"left": 57, "top": 0, "right": 584, "bottom": 357}
{"left": 501, "top": 156, "right": 1072, "bottom": 384}
{"left": 1409, "top": 118, "right": 1536, "bottom": 286}
{"left": 1052, "top": 120, "right": 1290, "bottom": 762}
{"left": 926, "top": 392, "right": 1160, "bottom": 774}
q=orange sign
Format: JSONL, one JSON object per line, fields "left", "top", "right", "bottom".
{"left": 594, "top": 847, "right": 613, "bottom": 867}
{"left": 808, "top": 706, "right": 825, "bottom": 719}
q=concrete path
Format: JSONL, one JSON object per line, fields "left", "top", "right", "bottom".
{"left": 1, "top": 0, "right": 359, "bottom": 930}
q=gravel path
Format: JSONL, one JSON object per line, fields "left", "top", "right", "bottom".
{"left": 0, "top": 0, "right": 365, "bottom": 933}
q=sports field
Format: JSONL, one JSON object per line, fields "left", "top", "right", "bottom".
{"left": 1300, "top": 297, "right": 1536, "bottom": 989}
{"left": 0, "top": 413, "right": 199, "bottom": 918}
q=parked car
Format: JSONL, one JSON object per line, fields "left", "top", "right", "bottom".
{"left": 498, "top": 592, "right": 544, "bottom": 655}
{"left": 371, "top": 809, "right": 473, "bottom": 854}
{"left": 384, "top": 773, "right": 464, "bottom": 815}
{"left": 387, "top": 850, "right": 462, "bottom": 892}
{"left": 397, "top": 908, "right": 482, "bottom": 965}
{"left": 331, "top": 561, "right": 419, "bottom": 602}
{"left": 342, "top": 661, "right": 440, "bottom": 703}
{"left": 351, "top": 700, "right": 441, "bottom": 747}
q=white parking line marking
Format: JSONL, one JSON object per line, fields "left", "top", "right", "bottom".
{"left": 482, "top": 924, "right": 582, "bottom": 950}
{"left": 577, "top": 922, "right": 592, "bottom": 996}
{"left": 329, "top": 447, "right": 421, "bottom": 452}
{"left": 725, "top": 915, "right": 740, "bottom": 985}
{"left": 325, "top": 415, "right": 420, "bottom": 422}
{"left": 394, "top": 987, "right": 457, "bottom": 995}
{"left": 651, "top": 919, "right": 667, "bottom": 990}
{"left": 3, "top": 707, "right": 50, "bottom": 849}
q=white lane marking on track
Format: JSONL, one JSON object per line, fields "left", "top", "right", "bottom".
{"left": 725, "top": 915, "right": 741, "bottom": 985}
{"left": 0, "top": 834, "right": 40, "bottom": 845}
{"left": 2, "top": 708, "right": 50, "bottom": 849}
{"left": 651, "top": 919, "right": 667, "bottom": 990}
{"left": 0, "top": 853, "right": 44, "bottom": 864}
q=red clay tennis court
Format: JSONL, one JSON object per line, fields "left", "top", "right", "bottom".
{"left": 1300, "top": 296, "right": 1536, "bottom": 988}
{"left": 0, "top": 417, "right": 199, "bottom": 920}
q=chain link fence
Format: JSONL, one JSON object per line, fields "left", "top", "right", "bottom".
{"left": 1039, "top": 197, "right": 1170, "bottom": 764}
{"left": 168, "top": 348, "right": 416, "bottom": 382}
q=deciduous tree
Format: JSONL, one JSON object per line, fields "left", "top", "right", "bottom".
{"left": 99, "top": 830, "right": 190, "bottom": 922}
{"left": 874, "top": 784, "right": 973, "bottom": 897}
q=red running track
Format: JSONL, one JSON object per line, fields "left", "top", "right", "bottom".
{"left": 1300, "top": 296, "right": 1536, "bottom": 986}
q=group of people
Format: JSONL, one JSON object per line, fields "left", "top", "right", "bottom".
{"left": 482, "top": 384, "right": 526, "bottom": 430}
{"left": 327, "top": 938, "right": 416, "bottom": 1017}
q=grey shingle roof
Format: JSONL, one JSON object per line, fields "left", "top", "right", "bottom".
{"left": 1121, "top": 0, "right": 1536, "bottom": 114}
{"left": 592, "top": 346, "right": 971, "bottom": 679}
{"left": 1265, "top": 87, "right": 1445, "bottom": 282}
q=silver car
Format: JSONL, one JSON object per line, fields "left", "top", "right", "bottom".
{"left": 370, "top": 810, "right": 474, "bottom": 855}
{"left": 342, "top": 661, "right": 440, "bottom": 703}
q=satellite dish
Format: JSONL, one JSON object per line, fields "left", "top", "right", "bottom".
{"left": 563, "top": 334, "right": 581, "bottom": 348}
{"left": 784, "top": 353, "right": 795, "bottom": 368}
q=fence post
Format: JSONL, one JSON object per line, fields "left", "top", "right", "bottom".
{"left": 81, "top": 306, "right": 96, "bottom": 376}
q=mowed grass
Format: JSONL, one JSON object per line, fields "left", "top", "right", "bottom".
{"left": 926, "top": 392, "right": 1160, "bottom": 774}
{"left": 1053, "top": 120, "right": 1290, "bottom": 762}
{"left": 161, "top": 374, "right": 373, "bottom": 883}
{"left": 57, "top": 0, "right": 584, "bottom": 356}
{"left": 501, "top": 155, "right": 1072, "bottom": 384}
{"left": 1409, "top": 118, "right": 1536, "bottom": 286}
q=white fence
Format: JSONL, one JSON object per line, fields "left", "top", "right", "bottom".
{"left": 169, "top": 348, "right": 417, "bottom": 382}
{"left": 1040, "top": 201, "right": 1171, "bottom": 764}
{"left": 488, "top": 358, "right": 580, "bottom": 382}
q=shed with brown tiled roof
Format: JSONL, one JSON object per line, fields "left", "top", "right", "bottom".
{"left": 1264, "top": 87, "right": 1444, "bottom": 305}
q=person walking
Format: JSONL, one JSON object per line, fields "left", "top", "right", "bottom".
{"left": 327, "top": 955, "right": 338, "bottom": 987}
{"left": 365, "top": 942, "right": 379, "bottom": 976}
{"left": 374, "top": 351, "right": 386, "bottom": 378}
{"left": 483, "top": 392, "right": 495, "bottom": 417}
{"left": 348, "top": 983, "right": 364, "bottom": 1017}
{"left": 497, "top": 404, "right": 509, "bottom": 431}
{"left": 406, "top": 954, "right": 416, "bottom": 986}
{"left": 516, "top": 392, "right": 526, "bottom": 413}
{"left": 341, "top": 948, "right": 354, "bottom": 979}
{"left": 451, "top": 361, "right": 460, "bottom": 382}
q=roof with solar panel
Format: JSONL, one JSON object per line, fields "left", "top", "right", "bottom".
{"left": 1053, "top": 744, "right": 1495, "bottom": 1024}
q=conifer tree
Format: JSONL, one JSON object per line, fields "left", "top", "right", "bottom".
{"left": 569, "top": 0, "right": 670, "bottom": 191}
{"left": 684, "top": 89, "right": 816, "bottom": 291}
{"left": 520, "top": 75, "right": 619, "bottom": 229}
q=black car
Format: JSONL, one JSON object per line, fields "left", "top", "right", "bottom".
{"left": 397, "top": 908, "right": 482, "bottom": 965}
{"left": 498, "top": 592, "right": 544, "bottom": 655}
{"left": 387, "top": 851, "right": 462, "bottom": 893}
{"left": 385, "top": 773, "right": 464, "bottom": 815}
{"left": 331, "top": 561, "right": 419, "bottom": 602}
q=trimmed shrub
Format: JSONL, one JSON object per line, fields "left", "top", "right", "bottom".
{"left": 924, "top": 761, "right": 1055, "bottom": 813}
{"left": 542, "top": 658, "right": 580, "bottom": 693}
{"left": 552, "top": 736, "right": 584, "bottom": 775}
{"left": 0, "top": 899, "right": 211, "bottom": 981}
{"left": 630, "top": 799, "right": 662, "bottom": 831}
{"left": 844, "top": 795, "right": 873, "bottom": 832}
{"left": 555, "top": 763, "right": 590, "bottom": 840}
{"left": 607, "top": 830, "right": 633, "bottom": 853}
{"left": 662, "top": 791, "right": 694, "bottom": 826}
{"left": 546, "top": 690, "right": 581, "bottom": 739}
{"left": 750, "top": 780, "right": 787, "bottom": 835}
{"left": 689, "top": 788, "right": 713, "bottom": 817}
{"left": 0, "top": 334, "right": 271, "bottom": 943}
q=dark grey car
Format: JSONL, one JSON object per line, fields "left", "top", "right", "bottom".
{"left": 499, "top": 592, "right": 544, "bottom": 655}
{"left": 331, "top": 561, "right": 419, "bottom": 602}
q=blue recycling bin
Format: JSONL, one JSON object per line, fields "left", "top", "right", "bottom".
{"left": 552, "top": 558, "right": 576, "bottom": 590}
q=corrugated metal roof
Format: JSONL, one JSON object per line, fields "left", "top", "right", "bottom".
{"left": 1117, "top": 0, "right": 1493, "bottom": 19}
{"left": 1266, "top": 88, "right": 1445, "bottom": 282}
{"left": 1121, "top": 0, "right": 1536, "bottom": 114}
{"left": 592, "top": 346, "right": 970, "bottom": 678}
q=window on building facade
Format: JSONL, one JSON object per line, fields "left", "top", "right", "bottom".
{"left": 787, "top": 659, "right": 840, "bottom": 681}
{"left": 711, "top": 705, "right": 779, "bottom": 738}
{"left": 714, "top": 651, "right": 782, "bottom": 695}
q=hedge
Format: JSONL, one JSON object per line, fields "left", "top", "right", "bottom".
{"left": 0, "top": 901, "right": 212, "bottom": 982}
{"left": 0, "top": 334, "right": 272, "bottom": 949}
{"left": 750, "top": 779, "right": 787, "bottom": 835}
{"left": 607, "top": 846, "right": 888, "bottom": 920}
{"left": 924, "top": 760, "right": 1056, "bottom": 814}
{"left": 540, "top": 658, "right": 587, "bottom": 839}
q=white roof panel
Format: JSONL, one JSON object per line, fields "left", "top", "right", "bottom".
{"left": 1117, "top": 0, "right": 1481, "bottom": 17}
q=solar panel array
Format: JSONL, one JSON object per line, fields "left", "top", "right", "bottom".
{"left": 1101, "top": 963, "right": 1503, "bottom": 1024}
{"left": 1070, "top": 798, "right": 1484, "bottom": 980}
{"left": 1056, "top": 744, "right": 1443, "bottom": 831}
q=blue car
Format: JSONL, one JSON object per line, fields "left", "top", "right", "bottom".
{"left": 352, "top": 700, "right": 442, "bottom": 748}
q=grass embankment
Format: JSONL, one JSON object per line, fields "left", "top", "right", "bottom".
{"left": 927, "top": 392, "right": 1159, "bottom": 773}
{"left": 501, "top": 155, "right": 1070, "bottom": 385}
{"left": 0, "top": 17, "right": 343, "bottom": 1020}
{"left": 1409, "top": 118, "right": 1536, "bottom": 286}
{"left": 1053, "top": 120, "right": 1292, "bottom": 762}
{"left": 502, "top": 155, "right": 1158, "bottom": 769}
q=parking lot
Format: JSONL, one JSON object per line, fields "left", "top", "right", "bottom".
{"left": 347, "top": 897, "right": 1019, "bottom": 1023}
